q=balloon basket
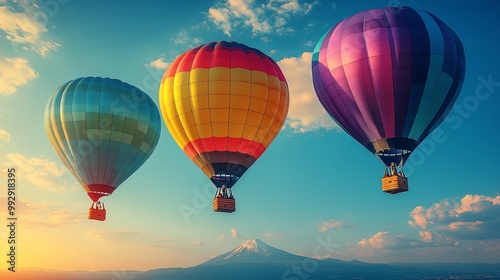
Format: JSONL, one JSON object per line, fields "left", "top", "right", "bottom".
{"left": 213, "top": 197, "right": 235, "bottom": 213}
{"left": 382, "top": 175, "right": 408, "bottom": 194}
{"left": 88, "top": 202, "right": 106, "bottom": 221}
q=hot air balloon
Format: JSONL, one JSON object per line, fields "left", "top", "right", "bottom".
{"left": 159, "top": 41, "right": 289, "bottom": 213}
{"left": 45, "top": 77, "right": 161, "bottom": 221}
{"left": 312, "top": 7, "right": 465, "bottom": 194}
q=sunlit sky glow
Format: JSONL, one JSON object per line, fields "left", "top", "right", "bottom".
{"left": 0, "top": 0, "right": 499, "bottom": 272}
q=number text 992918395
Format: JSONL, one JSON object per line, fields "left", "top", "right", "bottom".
{"left": 7, "top": 168, "right": 16, "bottom": 272}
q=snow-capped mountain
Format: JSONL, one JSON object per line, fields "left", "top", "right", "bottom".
{"left": 201, "top": 239, "right": 304, "bottom": 265}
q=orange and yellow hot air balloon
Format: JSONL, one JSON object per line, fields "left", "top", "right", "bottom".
{"left": 159, "top": 41, "right": 289, "bottom": 213}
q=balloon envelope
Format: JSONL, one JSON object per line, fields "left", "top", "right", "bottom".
{"left": 45, "top": 77, "right": 161, "bottom": 202}
{"left": 312, "top": 6, "right": 465, "bottom": 166}
{"left": 159, "top": 41, "right": 289, "bottom": 189}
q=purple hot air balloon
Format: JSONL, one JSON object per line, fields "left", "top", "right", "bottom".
{"left": 312, "top": 6, "right": 465, "bottom": 194}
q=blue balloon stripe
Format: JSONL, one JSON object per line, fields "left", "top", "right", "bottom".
{"left": 408, "top": 9, "right": 447, "bottom": 139}
{"left": 418, "top": 17, "right": 466, "bottom": 141}
{"left": 311, "top": 6, "right": 465, "bottom": 166}
{"left": 402, "top": 7, "right": 431, "bottom": 138}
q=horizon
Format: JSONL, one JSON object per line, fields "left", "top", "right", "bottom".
{"left": 6, "top": 237, "right": 500, "bottom": 273}
{"left": 0, "top": 0, "right": 499, "bottom": 275}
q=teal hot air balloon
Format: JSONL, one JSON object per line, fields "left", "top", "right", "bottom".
{"left": 45, "top": 77, "right": 161, "bottom": 221}
{"left": 312, "top": 7, "right": 466, "bottom": 194}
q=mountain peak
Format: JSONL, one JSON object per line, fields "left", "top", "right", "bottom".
{"left": 202, "top": 238, "right": 304, "bottom": 265}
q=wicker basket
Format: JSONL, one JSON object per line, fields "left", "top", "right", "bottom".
{"left": 213, "top": 197, "right": 236, "bottom": 213}
{"left": 382, "top": 175, "right": 408, "bottom": 194}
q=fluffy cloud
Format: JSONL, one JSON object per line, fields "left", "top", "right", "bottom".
{"left": 277, "top": 52, "right": 338, "bottom": 133}
{"left": 217, "top": 234, "right": 226, "bottom": 241}
{"left": 0, "top": 1, "right": 59, "bottom": 56}
{"left": 208, "top": 0, "right": 319, "bottom": 37}
{"left": 2, "top": 153, "right": 74, "bottom": 192}
{"left": 0, "top": 56, "right": 37, "bottom": 95}
{"left": 173, "top": 29, "right": 202, "bottom": 46}
{"left": 347, "top": 231, "right": 463, "bottom": 262}
{"left": 0, "top": 128, "right": 10, "bottom": 141}
{"left": 326, "top": 194, "right": 500, "bottom": 262}
{"left": 409, "top": 194, "right": 500, "bottom": 240}
{"left": 208, "top": 7, "right": 232, "bottom": 36}
{"left": 146, "top": 56, "right": 170, "bottom": 70}
{"left": 266, "top": 0, "right": 319, "bottom": 15}
{"left": 419, "top": 231, "right": 433, "bottom": 243}
{"left": 318, "top": 219, "right": 346, "bottom": 232}
{"left": 358, "top": 231, "right": 420, "bottom": 250}
{"left": 192, "top": 241, "right": 205, "bottom": 246}
{"left": 231, "top": 227, "right": 242, "bottom": 239}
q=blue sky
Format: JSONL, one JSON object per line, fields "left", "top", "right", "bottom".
{"left": 0, "top": 0, "right": 499, "bottom": 271}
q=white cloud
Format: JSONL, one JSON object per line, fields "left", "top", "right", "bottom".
{"left": 349, "top": 230, "right": 460, "bottom": 263}
{"left": 0, "top": 128, "right": 10, "bottom": 141}
{"left": 358, "top": 231, "right": 421, "bottom": 250}
{"left": 455, "top": 194, "right": 499, "bottom": 214}
{"left": 358, "top": 231, "right": 391, "bottom": 250}
{"left": 304, "top": 40, "right": 314, "bottom": 47}
{"left": 0, "top": 56, "right": 37, "bottom": 95}
{"left": 273, "top": 0, "right": 300, "bottom": 14}
{"left": 0, "top": 2, "right": 59, "bottom": 56}
{"left": 207, "top": 0, "right": 319, "bottom": 36}
{"left": 173, "top": 29, "right": 202, "bottom": 46}
{"left": 266, "top": 0, "right": 319, "bottom": 15}
{"left": 409, "top": 194, "right": 500, "bottom": 240}
{"left": 192, "top": 241, "right": 204, "bottom": 246}
{"left": 329, "top": 194, "right": 500, "bottom": 262}
{"left": 217, "top": 234, "right": 225, "bottom": 241}
{"left": 146, "top": 56, "right": 170, "bottom": 70}
{"left": 318, "top": 219, "right": 346, "bottom": 232}
{"left": 261, "top": 36, "right": 271, "bottom": 44}
{"left": 277, "top": 52, "right": 339, "bottom": 133}
{"left": 208, "top": 7, "right": 232, "bottom": 36}
{"left": 231, "top": 227, "right": 242, "bottom": 239}
{"left": 2, "top": 153, "right": 73, "bottom": 192}
{"left": 419, "top": 231, "right": 433, "bottom": 243}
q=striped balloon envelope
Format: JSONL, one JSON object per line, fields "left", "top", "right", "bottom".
{"left": 159, "top": 41, "right": 289, "bottom": 212}
{"left": 312, "top": 7, "right": 465, "bottom": 193}
{"left": 45, "top": 77, "right": 161, "bottom": 220}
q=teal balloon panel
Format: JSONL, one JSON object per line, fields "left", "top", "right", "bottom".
{"left": 45, "top": 77, "right": 161, "bottom": 202}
